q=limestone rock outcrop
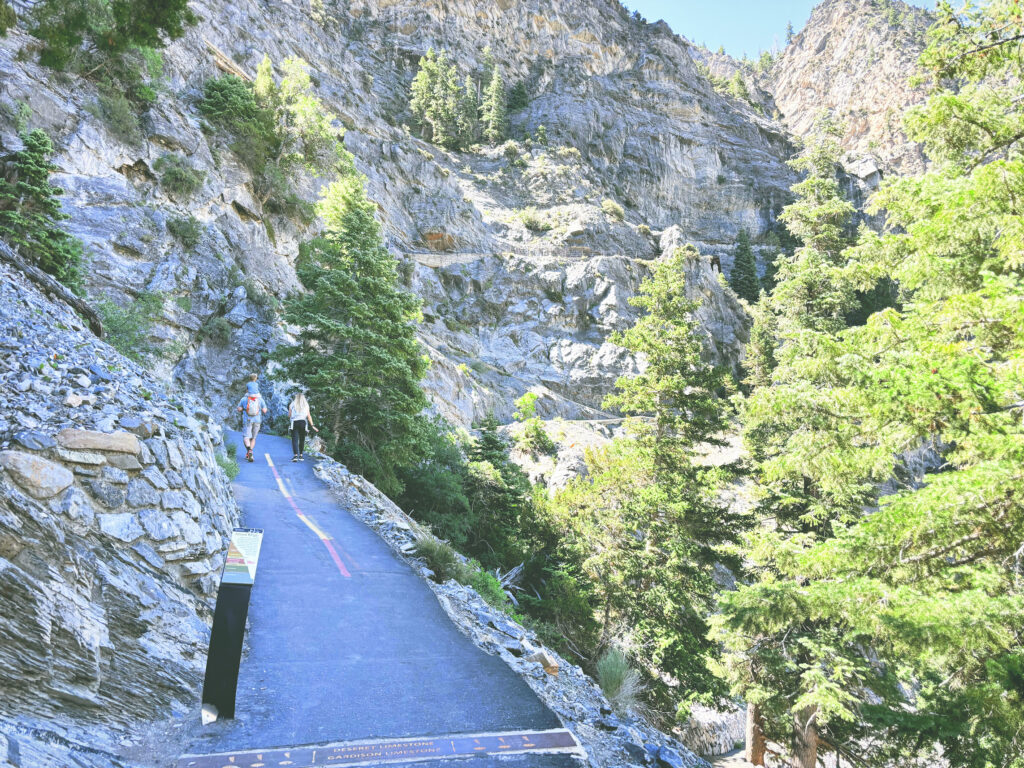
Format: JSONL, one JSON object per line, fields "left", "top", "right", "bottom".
{"left": 0, "top": 256, "right": 239, "bottom": 765}
{"left": 0, "top": 0, "right": 790, "bottom": 425}
{"left": 769, "top": 0, "right": 932, "bottom": 175}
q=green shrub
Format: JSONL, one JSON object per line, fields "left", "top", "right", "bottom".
{"left": 596, "top": 648, "right": 646, "bottom": 715}
{"left": 637, "top": 223, "right": 652, "bottom": 238}
{"left": 243, "top": 277, "right": 276, "bottom": 311}
{"left": 601, "top": 198, "right": 625, "bottom": 221}
{"left": 413, "top": 535, "right": 466, "bottom": 582}
{"left": 502, "top": 141, "right": 526, "bottom": 168}
{"left": 216, "top": 441, "right": 240, "bottom": 481}
{"left": 203, "top": 316, "right": 232, "bottom": 346}
{"left": 154, "top": 154, "right": 204, "bottom": 198}
{"left": 166, "top": 215, "right": 202, "bottom": 249}
{"left": 0, "top": 1, "right": 16, "bottom": 36}
{"left": 139, "top": 47, "right": 163, "bottom": 81}
{"left": 464, "top": 565, "right": 514, "bottom": 612}
{"left": 256, "top": 161, "right": 315, "bottom": 222}
{"left": 517, "top": 207, "right": 552, "bottom": 233}
{"left": 198, "top": 75, "right": 278, "bottom": 172}
{"left": 513, "top": 392, "right": 557, "bottom": 455}
{"left": 0, "top": 129, "right": 84, "bottom": 292}
{"left": 87, "top": 84, "right": 141, "bottom": 143}
{"left": 96, "top": 291, "right": 164, "bottom": 362}
{"left": 507, "top": 80, "right": 529, "bottom": 111}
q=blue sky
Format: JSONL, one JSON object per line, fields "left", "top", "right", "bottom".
{"left": 622, "top": 1, "right": 936, "bottom": 58}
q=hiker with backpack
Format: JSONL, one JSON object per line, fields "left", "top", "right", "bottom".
{"left": 288, "top": 392, "right": 319, "bottom": 462}
{"left": 237, "top": 374, "right": 269, "bottom": 463}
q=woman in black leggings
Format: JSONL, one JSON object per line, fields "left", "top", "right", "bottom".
{"left": 288, "top": 393, "right": 319, "bottom": 461}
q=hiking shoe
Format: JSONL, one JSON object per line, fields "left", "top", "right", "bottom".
{"left": 246, "top": 452, "right": 254, "bottom": 463}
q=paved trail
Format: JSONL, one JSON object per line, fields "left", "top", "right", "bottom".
{"left": 181, "top": 432, "right": 579, "bottom": 768}
{"left": 711, "top": 749, "right": 756, "bottom": 767}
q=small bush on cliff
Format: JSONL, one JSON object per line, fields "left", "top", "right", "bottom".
{"left": 412, "top": 535, "right": 464, "bottom": 583}
{"left": 199, "top": 75, "right": 279, "bottom": 173}
{"left": 596, "top": 648, "right": 646, "bottom": 715}
{"left": 513, "top": 392, "right": 556, "bottom": 456}
{"left": 201, "top": 59, "right": 347, "bottom": 217}
{"left": 166, "top": 215, "right": 202, "bottom": 250}
{"left": 96, "top": 291, "right": 164, "bottom": 362}
{"left": 516, "top": 207, "right": 551, "bottom": 233}
{"left": 203, "top": 316, "right": 232, "bottom": 346}
{"left": 154, "top": 154, "right": 204, "bottom": 198}
{"left": 0, "top": 2, "right": 16, "bottom": 36}
{"left": 215, "top": 442, "right": 240, "bottom": 481}
{"left": 85, "top": 83, "right": 142, "bottom": 143}
{"left": 601, "top": 198, "right": 625, "bottom": 221}
{"left": 0, "top": 129, "right": 84, "bottom": 292}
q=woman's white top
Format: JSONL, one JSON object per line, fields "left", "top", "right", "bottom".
{"left": 289, "top": 403, "right": 310, "bottom": 421}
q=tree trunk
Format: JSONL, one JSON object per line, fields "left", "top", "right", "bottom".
{"left": 791, "top": 705, "right": 818, "bottom": 768}
{"left": 745, "top": 703, "right": 767, "bottom": 765}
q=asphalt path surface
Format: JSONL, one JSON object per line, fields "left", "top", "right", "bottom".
{"left": 184, "top": 431, "right": 578, "bottom": 767}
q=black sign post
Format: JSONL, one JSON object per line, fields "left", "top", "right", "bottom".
{"left": 200, "top": 527, "right": 264, "bottom": 722}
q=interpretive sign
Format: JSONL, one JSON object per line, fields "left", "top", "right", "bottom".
{"left": 200, "top": 527, "right": 264, "bottom": 721}
{"left": 222, "top": 527, "right": 264, "bottom": 585}
{"left": 177, "top": 728, "right": 583, "bottom": 768}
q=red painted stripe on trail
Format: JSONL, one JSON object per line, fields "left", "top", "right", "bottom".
{"left": 265, "top": 454, "right": 351, "bottom": 578}
{"left": 287, "top": 477, "right": 362, "bottom": 572}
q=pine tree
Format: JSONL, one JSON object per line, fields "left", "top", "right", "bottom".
{"left": 772, "top": 119, "right": 857, "bottom": 340}
{"left": 507, "top": 80, "right": 529, "bottom": 111}
{"left": 481, "top": 65, "right": 507, "bottom": 145}
{"left": 458, "top": 75, "right": 478, "bottom": 146}
{"left": 785, "top": 21, "right": 794, "bottom": 45}
{"left": 30, "top": 0, "right": 195, "bottom": 69}
{"left": 481, "top": 45, "right": 496, "bottom": 90}
{"left": 253, "top": 55, "right": 278, "bottom": 110}
{"left": 715, "top": 5, "right": 1024, "bottom": 765}
{"left": 409, "top": 48, "right": 465, "bottom": 149}
{"left": 0, "top": 130, "right": 84, "bottom": 292}
{"left": 275, "top": 173, "right": 428, "bottom": 497}
{"left": 717, "top": 121, "right": 860, "bottom": 767}
{"left": 741, "top": 291, "right": 777, "bottom": 391}
{"left": 728, "top": 228, "right": 759, "bottom": 302}
{"left": 552, "top": 245, "right": 748, "bottom": 708}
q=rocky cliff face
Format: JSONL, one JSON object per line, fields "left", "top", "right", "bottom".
{"left": 769, "top": 0, "right": 932, "bottom": 175}
{"left": 0, "top": 252, "right": 239, "bottom": 765}
{"left": 0, "top": 0, "right": 786, "bottom": 426}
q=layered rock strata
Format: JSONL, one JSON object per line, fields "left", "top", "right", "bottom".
{"left": 0, "top": 0, "right": 783, "bottom": 424}
{"left": 0, "top": 255, "right": 239, "bottom": 765}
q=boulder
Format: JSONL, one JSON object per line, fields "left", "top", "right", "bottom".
{"left": 0, "top": 451, "right": 74, "bottom": 499}
{"left": 56, "top": 429, "right": 141, "bottom": 455}
{"left": 106, "top": 454, "right": 143, "bottom": 471}
{"left": 97, "top": 512, "right": 145, "bottom": 543}
{"left": 56, "top": 448, "right": 107, "bottom": 466}
{"left": 126, "top": 479, "right": 161, "bottom": 508}
{"left": 12, "top": 431, "right": 56, "bottom": 451}
{"left": 526, "top": 648, "right": 560, "bottom": 677}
